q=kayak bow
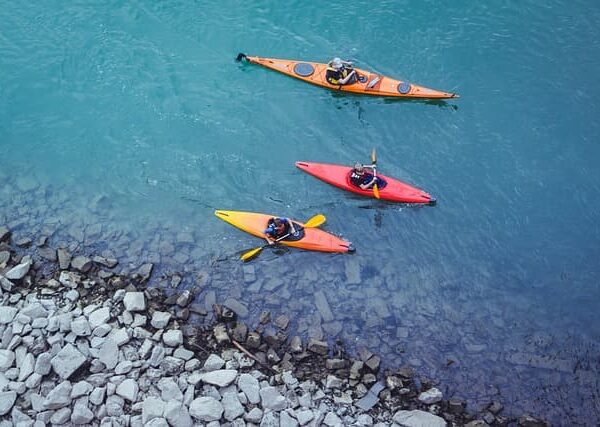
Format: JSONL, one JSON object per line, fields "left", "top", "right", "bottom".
{"left": 236, "top": 53, "right": 458, "bottom": 99}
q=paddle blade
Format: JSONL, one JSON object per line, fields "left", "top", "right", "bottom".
{"left": 240, "top": 246, "right": 263, "bottom": 262}
{"left": 371, "top": 147, "right": 377, "bottom": 165}
{"left": 373, "top": 183, "right": 380, "bottom": 199}
{"left": 304, "top": 214, "right": 326, "bottom": 228}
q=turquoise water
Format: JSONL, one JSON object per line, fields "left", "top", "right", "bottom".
{"left": 2, "top": 0, "right": 600, "bottom": 422}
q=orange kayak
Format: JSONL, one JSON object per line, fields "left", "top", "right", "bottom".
{"left": 236, "top": 53, "right": 458, "bottom": 99}
{"left": 215, "top": 210, "right": 354, "bottom": 254}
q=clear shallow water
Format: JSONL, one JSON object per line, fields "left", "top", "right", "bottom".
{"left": 2, "top": 0, "right": 600, "bottom": 423}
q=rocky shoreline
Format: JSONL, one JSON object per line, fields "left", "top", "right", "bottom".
{"left": 0, "top": 226, "right": 549, "bottom": 426}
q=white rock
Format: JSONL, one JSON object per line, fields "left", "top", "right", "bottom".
{"left": 164, "top": 400, "right": 193, "bottom": 427}
{"left": 418, "top": 387, "right": 443, "bottom": 404}
{"left": 34, "top": 352, "right": 52, "bottom": 375}
{"left": 296, "top": 409, "right": 315, "bottom": 426}
{"left": 88, "top": 307, "right": 111, "bottom": 329}
{"left": 0, "top": 391, "right": 17, "bottom": 416}
{"left": 116, "top": 378, "right": 139, "bottom": 402}
{"left": 244, "top": 407, "right": 263, "bottom": 423}
{"left": 142, "top": 396, "right": 165, "bottom": 424}
{"left": 0, "top": 307, "right": 17, "bottom": 324}
{"left": 159, "top": 378, "right": 183, "bottom": 401}
{"left": 200, "top": 369, "right": 238, "bottom": 387}
{"left": 50, "top": 407, "right": 72, "bottom": 424}
{"left": 174, "top": 347, "right": 194, "bottom": 361}
{"left": 145, "top": 417, "right": 170, "bottom": 427}
{"left": 0, "top": 350, "right": 15, "bottom": 371}
{"left": 51, "top": 344, "right": 87, "bottom": 379}
{"left": 71, "top": 402, "right": 94, "bottom": 424}
{"left": 25, "top": 372, "right": 42, "bottom": 389}
{"left": 162, "top": 329, "right": 183, "bottom": 347}
{"left": 98, "top": 337, "right": 119, "bottom": 370}
{"left": 222, "top": 391, "right": 244, "bottom": 421}
{"left": 43, "top": 381, "right": 72, "bottom": 410}
{"left": 71, "top": 317, "right": 91, "bottom": 336}
{"left": 5, "top": 259, "right": 31, "bottom": 280}
{"left": 325, "top": 374, "right": 342, "bottom": 389}
{"left": 324, "top": 412, "right": 343, "bottom": 427}
{"left": 108, "top": 328, "right": 130, "bottom": 346}
{"left": 71, "top": 381, "right": 93, "bottom": 399}
{"left": 392, "top": 410, "right": 447, "bottom": 427}
{"left": 123, "top": 292, "right": 146, "bottom": 312}
{"left": 280, "top": 410, "right": 299, "bottom": 427}
{"left": 151, "top": 311, "right": 171, "bottom": 329}
{"left": 89, "top": 386, "right": 106, "bottom": 405}
{"left": 259, "top": 386, "right": 287, "bottom": 411}
{"left": 189, "top": 396, "right": 223, "bottom": 422}
{"left": 114, "top": 360, "right": 133, "bottom": 375}
{"left": 203, "top": 354, "right": 225, "bottom": 371}
{"left": 17, "top": 353, "right": 35, "bottom": 382}
{"left": 238, "top": 373, "right": 260, "bottom": 404}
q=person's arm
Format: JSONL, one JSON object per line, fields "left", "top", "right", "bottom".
{"left": 360, "top": 176, "right": 377, "bottom": 190}
{"left": 285, "top": 218, "right": 296, "bottom": 234}
{"left": 338, "top": 69, "right": 356, "bottom": 84}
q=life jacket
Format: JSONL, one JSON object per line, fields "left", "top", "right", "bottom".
{"left": 266, "top": 217, "right": 290, "bottom": 238}
{"left": 326, "top": 66, "right": 349, "bottom": 85}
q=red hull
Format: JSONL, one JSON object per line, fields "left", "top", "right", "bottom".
{"left": 296, "top": 161, "right": 435, "bottom": 204}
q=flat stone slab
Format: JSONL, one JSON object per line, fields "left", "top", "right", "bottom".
{"left": 199, "top": 369, "right": 238, "bottom": 387}
{"left": 123, "top": 292, "right": 146, "bottom": 311}
{"left": 355, "top": 381, "right": 385, "bottom": 411}
{"left": 51, "top": 344, "right": 87, "bottom": 379}
{"left": 0, "top": 307, "right": 18, "bottom": 324}
{"left": 392, "top": 409, "right": 446, "bottom": 427}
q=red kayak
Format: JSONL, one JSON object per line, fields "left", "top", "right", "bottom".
{"left": 296, "top": 161, "right": 436, "bottom": 205}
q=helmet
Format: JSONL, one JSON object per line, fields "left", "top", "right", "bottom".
{"left": 331, "top": 57, "right": 343, "bottom": 69}
{"left": 354, "top": 162, "right": 364, "bottom": 172}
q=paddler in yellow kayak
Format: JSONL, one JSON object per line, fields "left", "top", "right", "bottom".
{"left": 326, "top": 57, "right": 357, "bottom": 85}
{"left": 263, "top": 217, "right": 299, "bottom": 245}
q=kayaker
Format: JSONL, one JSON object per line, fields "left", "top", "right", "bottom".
{"left": 350, "top": 162, "right": 379, "bottom": 190}
{"left": 326, "top": 57, "right": 357, "bottom": 85}
{"left": 264, "top": 217, "right": 297, "bottom": 244}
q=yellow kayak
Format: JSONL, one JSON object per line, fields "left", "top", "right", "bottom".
{"left": 236, "top": 53, "right": 458, "bottom": 99}
{"left": 215, "top": 210, "right": 354, "bottom": 254}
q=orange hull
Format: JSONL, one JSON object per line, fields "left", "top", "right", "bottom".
{"left": 241, "top": 55, "right": 458, "bottom": 99}
{"left": 215, "top": 210, "right": 353, "bottom": 253}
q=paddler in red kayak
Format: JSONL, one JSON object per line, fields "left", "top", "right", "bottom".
{"left": 350, "top": 162, "right": 383, "bottom": 190}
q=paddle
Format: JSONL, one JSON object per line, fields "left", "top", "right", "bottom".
{"left": 371, "top": 148, "right": 380, "bottom": 199}
{"left": 240, "top": 214, "right": 326, "bottom": 262}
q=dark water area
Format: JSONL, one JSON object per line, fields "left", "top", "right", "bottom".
{"left": 2, "top": 1, "right": 600, "bottom": 423}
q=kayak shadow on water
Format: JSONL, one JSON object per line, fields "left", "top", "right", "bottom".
{"left": 328, "top": 91, "right": 459, "bottom": 110}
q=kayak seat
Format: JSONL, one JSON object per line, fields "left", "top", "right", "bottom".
{"left": 293, "top": 63, "right": 315, "bottom": 77}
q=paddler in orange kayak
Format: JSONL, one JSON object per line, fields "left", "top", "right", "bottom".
{"left": 326, "top": 57, "right": 357, "bottom": 85}
{"left": 263, "top": 217, "right": 299, "bottom": 245}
